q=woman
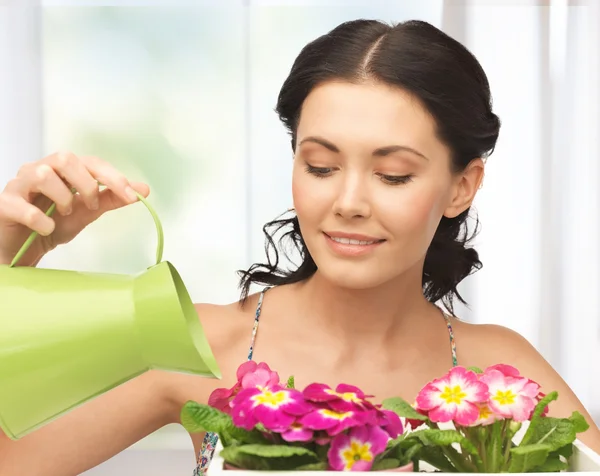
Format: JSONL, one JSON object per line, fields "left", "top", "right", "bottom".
{"left": 0, "top": 19, "right": 599, "bottom": 475}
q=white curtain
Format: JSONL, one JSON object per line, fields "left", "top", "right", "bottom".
{"left": 0, "top": 0, "right": 42, "bottom": 178}
{"left": 444, "top": 0, "right": 600, "bottom": 423}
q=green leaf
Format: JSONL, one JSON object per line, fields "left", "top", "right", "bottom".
{"left": 521, "top": 391, "right": 558, "bottom": 446}
{"left": 295, "top": 462, "right": 328, "bottom": 471}
{"left": 179, "top": 401, "right": 264, "bottom": 444}
{"left": 467, "top": 366, "right": 483, "bottom": 374}
{"left": 418, "top": 446, "right": 457, "bottom": 473}
{"left": 220, "top": 445, "right": 319, "bottom": 471}
{"left": 382, "top": 397, "right": 427, "bottom": 421}
{"left": 408, "top": 429, "right": 481, "bottom": 457}
{"left": 525, "top": 417, "right": 577, "bottom": 451}
{"left": 381, "top": 436, "right": 421, "bottom": 463}
{"left": 220, "top": 447, "right": 272, "bottom": 471}
{"left": 372, "top": 458, "right": 401, "bottom": 470}
{"left": 286, "top": 375, "right": 295, "bottom": 389}
{"left": 569, "top": 411, "right": 590, "bottom": 433}
{"left": 531, "top": 452, "right": 569, "bottom": 472}
{"left": 406, "top": 429, "right": 483, "bottom": 471}
{"left": 401, "top": 440, "right": 424, "bottom": 466}
{"left": 553, "top": 443, "right": 573, "bottom": 459}
{"left": 508, "top": 443, "right": 552, "bottom": 473}
{"left": 180, "top": 401, "right": 230, "bottom": 433}
{"left": 234, "top": 444, "right": 319, "bottom": 459}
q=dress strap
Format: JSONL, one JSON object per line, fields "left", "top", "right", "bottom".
{"left": 442, "top": 312, "right": 458, "bottom": 367}
{"left": 247, "top": 286, "right": 270, "bottom": 360}
{"left": 193, "top": 286, "right": 271, "bottom": 475}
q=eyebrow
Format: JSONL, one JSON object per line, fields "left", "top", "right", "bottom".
{"left": 298, "top": 136, "right": 429, "bottom": 161}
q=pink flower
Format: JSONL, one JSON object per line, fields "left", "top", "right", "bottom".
{"left": 468, "top": 403, "right": 504, "bottom": 427}
{"left": 300, "top": 406, "right": 370, "bottom": 436}
{"left": 416, "top": 366, "right": 489, "bottom": 426}
{"left": 238, "top": 361, "right": 280, "bottom": 388}
{"left": 480, "top": 368, "right": 539, "bottom": 422}
{"left": 328, "top": 425, "right": 389, "bottom": 471}
{"left": 483, "top": 364, "right": 546, "bottom": 418}
{"left": 231, "top": 385, "right": 312, "bottom": 431}
{"left": 303, "top": 383, "right": 374, "bottom": 412}
{"left": 208, "top": 361, "right": 279, "bottom": 415}
{"left": 485, "top": 364, "right": 521, "bottom": 378}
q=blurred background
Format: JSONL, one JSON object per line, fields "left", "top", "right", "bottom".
{"left": 1, "top": 0, "right": 598, "bottom": 474}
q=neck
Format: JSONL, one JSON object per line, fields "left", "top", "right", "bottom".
{"left": 291, "top": 264, "right": 435, "bottom": 348}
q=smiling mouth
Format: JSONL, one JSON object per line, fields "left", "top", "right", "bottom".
{"left": 329, "top": 237, "right": 382, "bottom": 245}
{"left": 324, "top": 234, "right": 386, "bottom": 246}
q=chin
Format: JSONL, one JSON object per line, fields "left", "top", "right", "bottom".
{"left": 313, "top": 263, "right": 395, "bottom": 290}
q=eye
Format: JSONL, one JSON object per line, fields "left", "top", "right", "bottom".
{"left": 305, "top": 164, "right": 333, "bottom": 178}
{"left": 378, "top": 174, "right": 414, "bottom": 186}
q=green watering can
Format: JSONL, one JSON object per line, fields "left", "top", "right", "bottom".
{"left": 0, "top": 191, "right": 221, "bottom": 440}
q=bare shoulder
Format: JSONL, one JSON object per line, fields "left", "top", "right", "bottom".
{"left": 452, "top": 320, "right": 600, "bottom": 453}
{"left": 162, "top": 293, "right": 263, "bottom": 424}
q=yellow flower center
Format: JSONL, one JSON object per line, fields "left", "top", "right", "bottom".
{"left": 440, "top": 385, "right": 467, "bottom": 404}
{"left": 321, "top": 409, "right": 353, "bottom": 421}
{"left": 252, "top": 390, "right": 288, "bottom": 408}
{"left": 492, "top": 390, "right": 516, "bottom": 406}
{"left": 479, "top": 405, "right": 492, "bottom": 420}
{"left": 342, "top": 440, "right": 373, "bottom": 470}
{"left": 325, "top": 388, "right": 363, "bottom": 404}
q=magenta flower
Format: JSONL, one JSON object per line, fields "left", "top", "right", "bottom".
{"left": 278, "top": 422, "right": 314, "bottom": 442}
{"left": 416, "top": 366, "right": 489, "bottom": 426}
{"left": 376, "top": 409, "right": 404, "bottom": 439}
{"left": 208, "top": 361, "right": 279, "bottom": 415}
{"left": 231, "top": 385, "right": 312, "bottom": 431}
{"left": 303, "top": 383, "right": 374, "bottom": 412}
{"left": 300, "top": 406, "right": 370, "bottom": 436}
{"left": 480, "top": 368, "right": 540, "bottom": 421}
{"left": 328, "top": 425, "right": 389, "bottom": 471}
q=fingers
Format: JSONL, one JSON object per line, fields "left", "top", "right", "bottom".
{"left": 0, "top": 192, "right": 55, "bottom": 236}
{"left": 5, "top": 151, "right": 150, "bottom": 226}
{"left": 91, "top": 181, "right": 150, "bottom": 218}
{"left": 43, "top": 151, "right": 100, "bottom": 210}
{"left": 79, "top": 155, "right": 142, "bottom": 205}
{"left": 29, "top": 164, "right": 77, "bottom": 216}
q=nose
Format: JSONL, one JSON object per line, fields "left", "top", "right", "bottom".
{"left": 332, "top": 171, "right": 372, "bottom": 219}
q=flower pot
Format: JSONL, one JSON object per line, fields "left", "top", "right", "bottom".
{"left": 381, "top": 462, "right": 414, "bottom": 472}
{"left": 223, "top": 462, "right": 414, "bottom": 472}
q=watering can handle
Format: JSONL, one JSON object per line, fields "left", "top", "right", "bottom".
{"left": 9, "top": 186, "right": 164, "bottom": 268}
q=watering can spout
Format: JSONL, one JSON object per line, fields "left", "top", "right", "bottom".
{"left": 0, "top": 192, "right": 221, "bottom": 440}
{"left": 134, "top": 262, "right": 222, "bottom": 379}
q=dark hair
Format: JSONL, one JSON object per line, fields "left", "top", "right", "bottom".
{"left": 238, "top": 19, "right": 500, "bottom": 314}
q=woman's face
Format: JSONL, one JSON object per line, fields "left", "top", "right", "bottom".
{"left": 292, "top": 81, "right": 483, "bottom": 290}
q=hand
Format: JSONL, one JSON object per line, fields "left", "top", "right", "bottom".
{"left": 0, "top": 151, "right": 149, "bottom": 266}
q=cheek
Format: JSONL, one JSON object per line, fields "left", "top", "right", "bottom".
{"left": 291, "top": 167, "right": 330, "bottom": 219}
{"left": 378, "top": 182, "right": 449, "bottom": 239}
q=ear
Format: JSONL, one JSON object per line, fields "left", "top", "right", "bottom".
{"left": 444, "top": 158, "right": 485, "bottom": 218}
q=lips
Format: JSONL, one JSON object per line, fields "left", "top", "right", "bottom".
{"left": 323, "top": 232, "right": 386, "bottom": 257}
